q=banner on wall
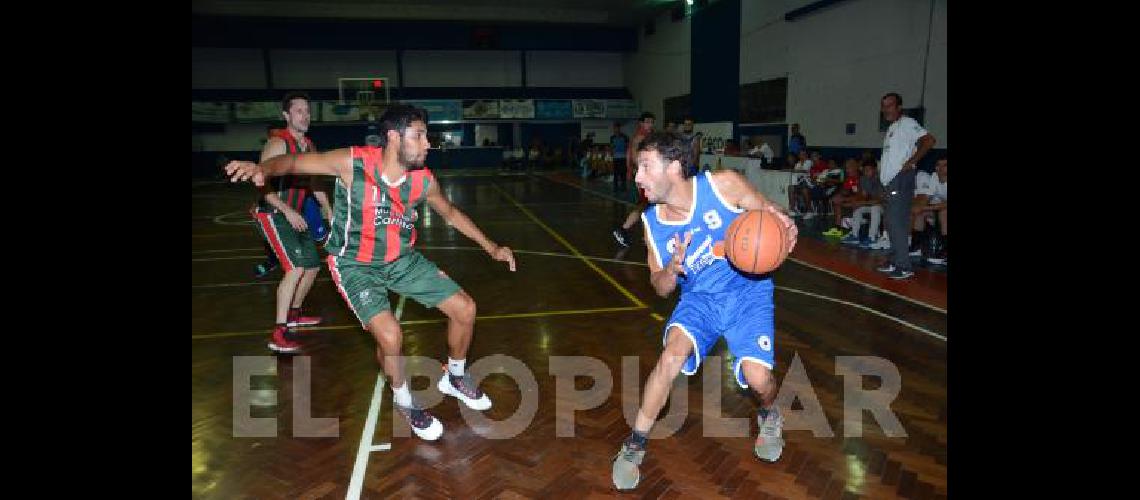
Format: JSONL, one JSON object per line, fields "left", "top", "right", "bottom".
{"left": 233, "top": 102, "right": 282, "bottom": 123}
{"left": 402, "top": 100, "right": 462, "bottom": 122}
{"left": 605, "top": 100, "right": 639, "bottom": 119}
{"left": 535, "top": 100, "right": 572, "bottom": 120}
{"left": 693, "top": 122, "right": 734, "bottom": 154}
{"left": 572, "top": 99, "right": 606, "bottom": 118}
{"left": 192, "top": 102, "right": 231, "bottom": 123}
{"left": 463, "top": 100, "right": 500, "bottom": 119}
{"left": 499, "top": 99, "right": 535, "bottom": 119}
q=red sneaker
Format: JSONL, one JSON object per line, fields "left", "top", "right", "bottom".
{"left": 287, "top": 307, "right": 322, "bottom": 327}
{"left": 268, "top": 325, "right": 301, "bottom": 354}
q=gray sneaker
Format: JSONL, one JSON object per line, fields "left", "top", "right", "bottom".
{"left": 611, "top": 442, "right": 646, "bottom": 490}
{"left": 754, "top": 407, "right": 785, "bottom": 462}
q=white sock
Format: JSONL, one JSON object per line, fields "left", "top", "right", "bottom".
{"left": 392, "top": 382, "right": 412, "bottom": 407}
{"left": 447, "top": 357, "right": 465, "bottom": 377}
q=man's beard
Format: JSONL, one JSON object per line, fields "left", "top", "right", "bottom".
{"left": 402, "top": 148, "right": 426, "bottom": 170}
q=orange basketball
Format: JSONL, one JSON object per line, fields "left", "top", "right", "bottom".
{"left": 724, "top": 210, "right": 790, "bottom": 275}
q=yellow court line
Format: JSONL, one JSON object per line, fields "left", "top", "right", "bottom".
{"left": 490, "top": 183, "right": 646, "bottom": 308}
{"left": 191, "top": 305, "right": 645, "bottom": 341}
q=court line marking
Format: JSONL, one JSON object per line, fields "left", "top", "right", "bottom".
{"left": 191, "top": 306, "right": 646, "bottom": 340}
{"left": 490, "top": 183, "right": 646, "bottom": 308}
{"left": 345, "top": 296, "right": 402, "bottom": 500}
{"left": 192, "top": 246, "right": 943, "bottom": 338}
{"left": 535, "top": 172, "right": 947, "bottom": 314}
{"left": 776, "top": 286, "right": 946, "bottom": 342}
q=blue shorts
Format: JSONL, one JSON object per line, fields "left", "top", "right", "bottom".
{"left": 662, "top": 280, "right": 776, "bottom": 389}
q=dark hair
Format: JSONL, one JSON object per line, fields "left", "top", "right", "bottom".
{"left": 683, "top": 116, "right": 694, "bottom": 123}
{"left": 637, "top": 131, "right": 693, "bottom": 177}
{"left": 639, "top": 111, "right": 656, "bottom": 122}
{"left": 862, "top": 159, "right": 877, "bottom": 168}
{"left": 613, "top": 121, "right": 623, "bottom": 127}
{"left": 881, "top": 92, "right": 903, "bottom": 107}
{"left": 377, "top": 104, "right": 429, "bottom": 146}
{"left": 281, "top": 91, "right": 310, "bottom": 112}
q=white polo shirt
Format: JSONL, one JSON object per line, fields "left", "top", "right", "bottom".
{"left": 880, "top": 116, "right": 929, "bottom": 185}
{"left": 927, "top": 173, "right": 947, "bottom": 203}
{"left": 915, "top": 171, "right": 933, "bottom": 197}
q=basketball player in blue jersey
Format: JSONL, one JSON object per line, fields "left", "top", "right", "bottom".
{"left": 612, "top": 132, "right": 799, "bottom": 490}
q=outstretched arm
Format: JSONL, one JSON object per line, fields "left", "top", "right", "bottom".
{"left": 225, "top": 148, "right": 353, "bottom": 187}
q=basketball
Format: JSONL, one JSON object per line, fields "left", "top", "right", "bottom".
{"left": 724, "top": 209, "right": 790, "bottom": 275}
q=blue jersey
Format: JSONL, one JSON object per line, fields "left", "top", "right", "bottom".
{"left": 641, "top": 171, "right": 774, "bottom": 295}
{"left": 611, "top": 134, "right": 628, "bottom": 159}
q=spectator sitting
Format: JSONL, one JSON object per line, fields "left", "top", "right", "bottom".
{"left": 748, "top": 139, "right": 775, "bottom": 166}
{"left": 788, "top": 150, "right": 814, "bottom": 216}
{"left": 911, "top": 157, "right": 948, "bottom": 264}
{"left": 796, "top": 156, "right": 836, "bottom": 219}
{"left": 824, "top": 158, "right": 863, "bottom": 235}
{"left": 840, "top": 161, "right": 887, "bottom": 248}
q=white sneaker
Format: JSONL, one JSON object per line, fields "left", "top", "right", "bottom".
{"left": 438, "top": 372, "right": 493, "bottom": 411}
{"left": 869, "top": 236, "right": 891, "bottom": 250}
{"left": 394, "top": 404, "right": 444, "bottom": 441}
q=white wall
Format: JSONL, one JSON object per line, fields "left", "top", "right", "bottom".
{"left": 624, "top": 11, "right": 691, "bottom": 122}
{"left": 269, "top": 50, "right": 400, "bottom": 88}
{"left": 526, "top": 51, "right": 624, "bottom": 87}
{"left": 740, "top": 0, "right": 947, "bottom": 148}
{"left": 192, "top": 48, "right": 267, "bottom": 89}
{"left": 403, "top": 50, "right": 522, "bottom": 87}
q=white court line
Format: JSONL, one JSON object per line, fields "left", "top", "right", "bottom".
{"left": 192, "top": 247, "right": 944, "bottom": 340}
{"left": 346, "top": 295, "right": 403, "bottom": 500}
{"left": 784, "top": 257, "right": 947, "bottom": 314}
{"left": 776, "top": 286, "right": 946, "bottom": 342}
{"left": 535, "top": 172, "right": 947, "bottom": 314}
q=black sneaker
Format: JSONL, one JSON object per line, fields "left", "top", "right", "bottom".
{"left": 612, "top": 228, "right": 630, "bottom": 247}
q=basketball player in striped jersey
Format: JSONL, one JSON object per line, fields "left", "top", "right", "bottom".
{"left": 226, "top": 104, "right": 516, "bottom": 441}
{"left": 611, "top": 132, "right": 798, "bottom": 490}
{"left": 253, "top": 92, "right": 332, "bottom": 354}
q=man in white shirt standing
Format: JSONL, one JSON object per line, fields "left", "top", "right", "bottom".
{"left": 876, "top": 93, "right": 936, "bottom": 279}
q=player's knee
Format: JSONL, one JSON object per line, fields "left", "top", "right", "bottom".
{"left": 741, "top": 361, "right": 773, "bottom": 390}
{"left": 449, "top": 291, "right": 477, "bottom": 324}
{"left": 368, "top": 319, "right": 403, "bottom": 348}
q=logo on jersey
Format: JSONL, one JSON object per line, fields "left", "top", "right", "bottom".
{"left": 684, "top": 234, "right": 726, "bottom": 275}
{"left": 758, "top": 335, "right": 772, "bottom": 351}
{"left": 358, "top": 289, "right": 373, "bottom": 306}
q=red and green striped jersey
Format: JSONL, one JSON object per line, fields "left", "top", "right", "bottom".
{"left": 261, "top": 128, "right": 316, "bottom": 212}
{"left": 326, "top": 146, "right": 434, "bottom": 264}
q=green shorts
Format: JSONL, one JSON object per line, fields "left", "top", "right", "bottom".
{"left": 254, "top": 210, "right": 320, "bottom": 271}
{"left": 326, "top": 251, "right": 461, "bottom": 326}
